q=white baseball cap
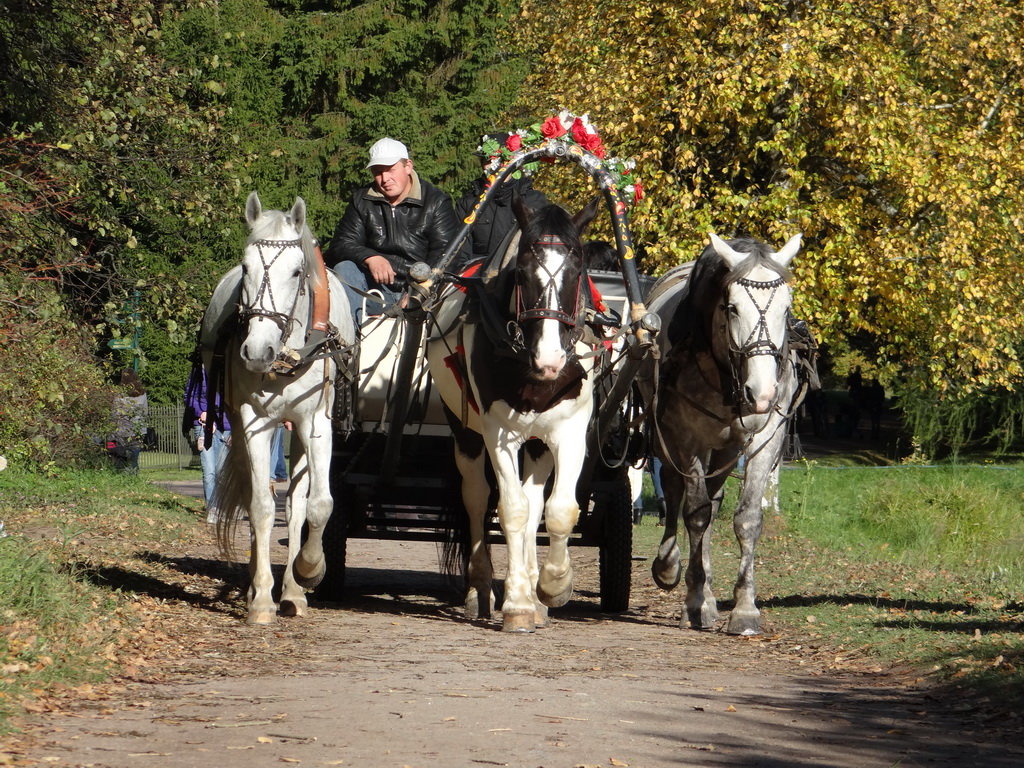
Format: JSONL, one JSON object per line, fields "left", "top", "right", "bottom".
{"left": 366, "top": 137, "right": 409, "bottom": 168}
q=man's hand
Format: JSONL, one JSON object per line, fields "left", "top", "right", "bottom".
{"left": 365, "top": 255, "right": 396, "bottom": 285}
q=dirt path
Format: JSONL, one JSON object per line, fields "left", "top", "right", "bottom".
{"left": 6, "top": 481, "right": 1023, "bottom": 768}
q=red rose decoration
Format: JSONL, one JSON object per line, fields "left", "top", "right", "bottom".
{"left": 505, "top": 133, "right": 522, "bottom": 152}
{"left": 570, "top": 118, "right": 590, "bottom": 145}
{"left": 541, "top": 116, "right": 566, "bottom": 139}
{"left": 633, "top": 181, "right": 644, "bottom": 203}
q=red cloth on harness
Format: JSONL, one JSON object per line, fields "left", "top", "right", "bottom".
{"left": 443, "top": 345, "right": 480, "bottom": 415}
{"left": 587, "top": 276, "right": 608, "bottom": 313}
{"left": 456, "top": 261, "right": 483, "bottom": 292}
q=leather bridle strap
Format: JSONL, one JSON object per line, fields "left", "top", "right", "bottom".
{"left": 237, "top": 238, "right": 304, "bottom": 335}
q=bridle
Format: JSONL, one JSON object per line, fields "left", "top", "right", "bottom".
{"left": 237, "top": 237, "right": 306, "bottom": 339}
{"left": 722, "top": 274, "right": 790, "bottom": 407}
{"left": 508, "top": 234, "right": 585, "bottom": 353}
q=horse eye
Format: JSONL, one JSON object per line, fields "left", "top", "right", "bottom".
{"left": 726, "top": 304, "right": 738, "bottom": 315}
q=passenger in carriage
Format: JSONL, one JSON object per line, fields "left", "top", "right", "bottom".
{"left": 454, "top": 131, "right": 550, "bottom": 269}
{"left": 325, "top": 137, "right": 460, "bottom": 326}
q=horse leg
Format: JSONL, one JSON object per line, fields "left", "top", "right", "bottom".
{"left": 244, "top": 421, "right": 278, "bottom": 625}
{"left": 536, "top": 425, "right": 587, "bottom": 610}
{"left": 488, "top": 434, "right": 535, "bottom": 633}
{"left": 454, "top": 438, "right": 494, "bottom": 620}
{"left": 291, "top": 416, "right": 333, "bottom": 590}
{"left": 279, "top": 447, "right": 311, "bottom": 617}
{"left": 652, "top": 458, "right": 686, "bottom": 591}
{"left": 681, "top": 452, "right": 730, "bottom": 630}
{"left": 726, "top": 433, "right": 785, "bottom": 636}
{"left": 522, "top": 447, "right": 554, "bottom": 627}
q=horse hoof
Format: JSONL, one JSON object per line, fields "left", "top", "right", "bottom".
{"left": 502, "top": 611, "right": 536, "bottom": 633}
{"left": 293, "top": 555, "right": 326, "bottom": 588}
{"left": 537, "top": 581, "right": 573, "bottom": 608}
{"left": 465, "top": 592, "right": 493, "bottom": 620}
{"left": 652, "top": 559, "right": 682, "bottom": 591}
{"left": 534, "top": 605, "right": 550, "bottom": 628}
{"left": 685, "top": 605, "right": 719, "bottom": 631}
{"left": 279, "top": 599, "right": 307, "bottom": 618}
{"left": 246, "top": 609, "right": 277, "bottom": 625}
{"left": 726, "top": 612, "right": 761, "bottom": 636}
{"left": 537, "top": 568, "right": 574, "bottom": 608}
{"left": 294, "top": 567, "right": 325, "bottom": 590}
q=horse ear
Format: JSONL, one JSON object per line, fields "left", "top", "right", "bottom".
{"left": 708, "top": 232, "right": 746, "bottom": 269}
{"left": 290, "top": 196, "right": 307, "bottom": 233}
{"left": 512, "top": 191, "right": 533, "bottom": 230}
{"left": 245, "top": 192, "right": 262, "bottom": 227}
{"left": 574, "top": 195, "right": 601, "bottom": 235}
{"left": 772, "top": 233, "right": 802, "bottom": 268}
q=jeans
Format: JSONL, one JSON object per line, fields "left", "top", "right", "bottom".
{"left": 270, "top": 425, "right": 288, "bottom": 480}
{"left": 333, "top": 260, "right": 401, "bottom": 327}
{"left": 649, "top": 456, "right": 665, "bottom": 500}
{"left": 194, "top": 425, "right": 230, "bottom": 511}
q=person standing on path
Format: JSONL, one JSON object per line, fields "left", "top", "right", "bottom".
{"left": 270, "top": 422, "right": 290, "bottom": 482}
{"left": 182, "top": 363, "right": 231, "bottom": 523}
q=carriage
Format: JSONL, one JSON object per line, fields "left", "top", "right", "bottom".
{"left": 211, "top": 122, "right": 807, "bottom": 631}
{"left": 313, "top": 139, "right": 661, "bottom": 615}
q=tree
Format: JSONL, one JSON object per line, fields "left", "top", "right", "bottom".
{"left": 0, "top": 0, "right": 241, "bottom": 461}
{"left": 514, "top": 0, "right": 1024, "bottom": 451}
{"left": 160, "top": 0, "right": 528, "bottom": 235}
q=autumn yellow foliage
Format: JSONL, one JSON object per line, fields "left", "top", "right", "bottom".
{"left": 513, "top": 0, "right": 1024, "bottom": 425}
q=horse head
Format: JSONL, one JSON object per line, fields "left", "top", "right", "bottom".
{"left": 709, "top": 232, "right": 801, "bottom": 415}
{"left": 511, "top": 195, "right": 600, "bottom": 381}
{"left": 238, "top": 192, "right": 313, "bottom": 373}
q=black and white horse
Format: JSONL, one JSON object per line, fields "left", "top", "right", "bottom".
{"left": 645, "top": 232, "right": 802, "bottom": 635}
{"left": 426, "top": 197, "right": 600, "bottom": 632}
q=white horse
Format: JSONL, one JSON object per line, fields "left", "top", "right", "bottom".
{"left": 426, "top": 196, "right": 599, "bottom": 632}
{"left": 201, "top": 192, "right": 355, "bottom": 625}
{"left": 644, "top": 232, "right": 802, "bottom": 635}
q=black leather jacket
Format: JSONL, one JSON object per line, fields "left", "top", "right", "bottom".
{"left": 455, "top": 176, "right": 549, "bottom": 269}
{"left": 325, "top": 172, "right": 459, "bottom": 284}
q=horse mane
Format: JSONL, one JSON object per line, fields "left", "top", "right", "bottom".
{"left": 668, "top": 237, "right": 792, "bottom": 350}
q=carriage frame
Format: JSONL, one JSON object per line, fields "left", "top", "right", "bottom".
{"left": 316, "top": 140, "right": 661, "bottom": 613}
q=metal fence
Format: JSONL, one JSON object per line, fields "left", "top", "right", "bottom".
{"left": 139, "top": 404, "right": 198, "bottom": 471}
{"left": 137, "top": 405, "right": 292, "bottom": 471}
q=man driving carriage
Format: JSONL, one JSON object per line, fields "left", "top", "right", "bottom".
{"left": 325, "top": 137, "right": 460, "bottom": 326}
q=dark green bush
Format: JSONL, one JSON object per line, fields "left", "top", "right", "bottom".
{"left": 0, "top": 275, "right": 115, "bottom": 470}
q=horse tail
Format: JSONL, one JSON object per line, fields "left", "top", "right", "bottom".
{"left": 438, "top": 477, "right": 471, "bottom": 586}
{"left": 212, "top": 427, "right": 250, "bottom": 559}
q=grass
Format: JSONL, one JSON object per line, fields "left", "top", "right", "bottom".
{"left": 0, "top": 467, "right": 206, "bottom": 733}
{"left": 2, "top": 460, "right": 1022, "bottom": 733}
{"left": 632, "top": 460, "right": 1024, "bottom": 707}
